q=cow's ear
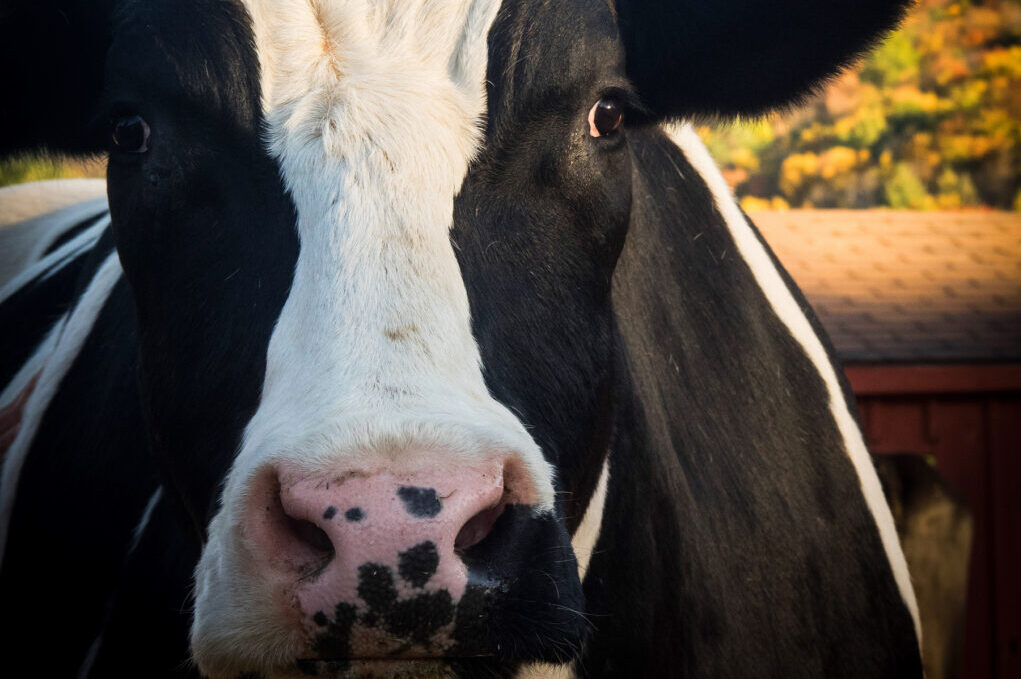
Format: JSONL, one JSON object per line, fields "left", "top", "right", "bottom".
{"left": 615, "top": 0, "right": 912, "bottom": 118}
{"left": 0, "top": 1, "right": 116, "bottom": 157}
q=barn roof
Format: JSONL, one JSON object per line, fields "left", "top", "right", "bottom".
{"left": 752, "top": 210, "right": 1021, "bottom": 364}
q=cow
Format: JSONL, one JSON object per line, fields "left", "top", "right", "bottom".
{"left": 0, "top": 1, "right": 922, "bottom": 677}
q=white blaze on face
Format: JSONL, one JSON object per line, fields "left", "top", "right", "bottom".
{"left": 192, "top": 2, "right": 556, "bottom": 676}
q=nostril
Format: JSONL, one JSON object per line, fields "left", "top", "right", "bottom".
{"left": 248, "top": 468, "right": 338, "bottom": 575}
{"left": 285, "top": 515, "right": 335, "bottom": 559}
{"left": 455, "top": 459, "right": 532, "bottom": 552}
{"left": 455, "top": 500, "right": 506, "bottom": 552}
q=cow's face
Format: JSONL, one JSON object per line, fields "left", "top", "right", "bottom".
{"left": 75, "top": 0, "right": 914, "bottom": 673}
{"left": 103, "top": 0, "right": 626, "bottom": 675}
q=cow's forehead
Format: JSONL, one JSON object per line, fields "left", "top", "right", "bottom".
{"left": 243, "top": 0, "right": 500, "bottom": 103}
{"left": 242, "top": 0, "right": 497, "bottom": 205}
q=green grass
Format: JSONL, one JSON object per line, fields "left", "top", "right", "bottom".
{"left": 0, "top": 155, "right": 105, "bottom": 189}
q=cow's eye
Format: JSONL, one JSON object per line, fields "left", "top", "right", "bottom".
{"left": 111, "top": 115, "right": 150, "bottom": 154}
{"left": 588, "top": 97, "right": 624, "bottom": 138}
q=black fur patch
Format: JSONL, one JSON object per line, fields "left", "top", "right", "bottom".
{"left": 449, "top": 584, "right": 496, "bottom": 653}
{"left": 397, "top": 486, "right": 442, "bottom": 518}
{"left": 616, "top": 0, "right": 913, "bottom": 117}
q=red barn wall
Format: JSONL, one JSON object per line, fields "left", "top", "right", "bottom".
{"left": 846, "top": 364, "right": 1021, "bottom": 679}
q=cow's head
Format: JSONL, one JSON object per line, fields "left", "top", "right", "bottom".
{"left": 2, "top": 0, "right": 910, "bottom": 675}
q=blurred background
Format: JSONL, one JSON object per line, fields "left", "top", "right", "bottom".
{"left": 700, "top": 0, "right": 1020, "bottom": 212}
{"left": 1, "top": 1, "right": 1017, "bottom": 678}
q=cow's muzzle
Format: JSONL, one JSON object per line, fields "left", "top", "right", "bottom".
{"left": 242, "top": 457, "right": 585, "bottom": 669}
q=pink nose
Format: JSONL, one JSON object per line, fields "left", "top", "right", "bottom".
{"left": 246, "top": 458, "right": 521, "bottom": 658}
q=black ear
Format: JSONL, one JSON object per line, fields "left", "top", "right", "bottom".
{"left": 0, "top": 0, "right": 117, "bottom": 158}
{"left": 616, "top": 0, "right": 913, "bottom": 118}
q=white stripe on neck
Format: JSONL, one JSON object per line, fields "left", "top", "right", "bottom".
{"left": 665, "top": 121, "right": 921, "bottom": 644}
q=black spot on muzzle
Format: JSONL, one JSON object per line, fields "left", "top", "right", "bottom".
{"left": 398, "top": 541, "right": 440, "bottom": 588}
{"left": 397, "top": 486, "right": 442, "bottom": 517}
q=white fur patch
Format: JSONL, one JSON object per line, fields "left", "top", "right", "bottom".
{"left": 128, "top": 487, "right": 164, "bottom": 554}
{"left": 572, "top": 457, "right": 610, "bottom": 581}
{"left": 0, "top": 251, "right": 123, "bottom": 568}
{"left": 514, "top": 664, "right": 577, "bottom": 679}
{"left": 75, "top": 636, "right": 103, "bottom": 679}
{"left": 191, "top": 2, "right": 557, "bottom": 676}
{"left": 664, "top": 122, "right": 922, "bottom": 644}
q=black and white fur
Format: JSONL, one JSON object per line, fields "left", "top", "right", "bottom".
{"left": 0, "top": 0, "right": 920, "bottom": 677}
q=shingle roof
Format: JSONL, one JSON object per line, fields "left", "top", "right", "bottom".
{"left": 751, "top": 210, "right": 1021, "bottom": 364}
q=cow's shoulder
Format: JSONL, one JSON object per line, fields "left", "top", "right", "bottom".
{"left": 0, "top": 179, "right": 108, "bottom": 288}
